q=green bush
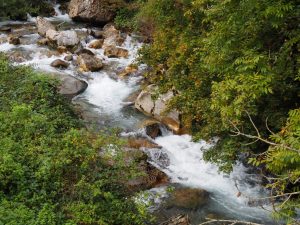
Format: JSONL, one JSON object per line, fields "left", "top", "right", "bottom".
{"left": 0, "top": 0, "right": 53, "bottom": 20}
{"left": 0, "top": 55, "right": 147, "bottom": 225}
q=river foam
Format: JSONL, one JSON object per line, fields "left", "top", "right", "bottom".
{"left": 144, "top": 132, "right": 273, "bottom": 223}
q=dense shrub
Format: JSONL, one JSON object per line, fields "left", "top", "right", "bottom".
{"left": 0, "top": 55, "right": 147, "bottom": 225}
{"left": 0, "top": 0, "right": 54, "bottom": 20}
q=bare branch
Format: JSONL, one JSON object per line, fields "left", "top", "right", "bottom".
{"left": 252, "top": 191, "right": 300, "bottom": 201}
{"left": 245, "top": 110, "right": 260, "bottom": 138}
{"left": 265, "top": 117, "right": 275, "bottom": 136}
{"left": 199, "top": 218, "right": 262, "bottom": 225}
{"left": 229, "top": 118, "right": 300, "bottom": 154}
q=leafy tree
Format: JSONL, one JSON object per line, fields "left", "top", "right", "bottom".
{"left": 136, "top": 0, "right": 300, "bottom": 221}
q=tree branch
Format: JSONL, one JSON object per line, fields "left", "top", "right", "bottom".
{"left": 229, "top": 119, "right": 300, "bottom": 154}
{"left": 199, "top": 218, "right": 262, "bottom": 225}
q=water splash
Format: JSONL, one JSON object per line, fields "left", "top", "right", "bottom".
{"left": 145, "top": 133, "right": 272, "bottom": 222}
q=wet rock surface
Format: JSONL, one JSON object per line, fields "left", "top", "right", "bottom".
{"left": 36, "top": 16, "right": 56, "bottom": 37}
{"left": 104, "top": 45, "right": 129, "bottom": 58}
{"left": 8, "top": 36, "right": 20, "bottom": 45}
{"left": 127, "top": 137, "right": 161, "bottom": 149}
{"left": 166, "top": 187, "right": 209, "bottom": 210}
{"left": 77, "top": 53, "right": 103, "bottom": 72}
{"left": 50, "top": 59, "right": 70, "bottom": 69}
{"left": 51, "top": 73, "right": 88, "bottom": 99}
{"left": 68, "top": 0, "right": 123, "bottom": 24}
{"left": 88, "top": 39, "right": 104, "bottom": 49}
{"left": 135, "top": 85, "right": 181, "bottom": 133}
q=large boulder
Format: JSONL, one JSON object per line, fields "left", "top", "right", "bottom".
{"left": 56, "top": 30, "right": 80, "bottom": 47}
{"left": 135, "top": 85, "right": 181, "bottom": 133}
{"left": 46, "top": 29, "right": 60, "bottom": 42}
{"left": 36, "top": 17, "right": 56, "bottom": 37}
{"left": 46, "top": 30, "right": 80, "bottom": 48}
{"left": 167, "top": 187, "right": 209, "bottom": 210}
{"left": 88, "top": 39, "right": 104, "bottom": 49}
{"left": 140, "top": 119, "right": 162, "bottom": 139}
{"left": 8, "top": 36, "right": 20, "bottom": 45}
{"left": 118, "top": 64, "right": 138, "bottom": 78}
{"left": 50, "top": 59, "right": 70, "bottom": 69}
{"left": 77, "top": 53, "right": 103, "bottom": 72}
{"left": 127, "top": 137, "right": 161, "bottom": 149}
{"left": 103, "top": 25, "right": 125, "bottom": 47}
{"left": 49, "top": 73, "right": 88, "bottom": 99}
{"left": 104, "top": 45, "right": 128, "bottom": 58}
{"left": 100, "top": 147, "right": 169, "bottom": 192}
{"left": 68, "top": 0, "right": 124, "bottom": 24}
{"left": 126, "top": 160, "right": 169, "bottom": 192}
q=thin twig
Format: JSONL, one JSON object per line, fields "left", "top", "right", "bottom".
{"left": 199, "top": 218, "right": 262, "bottom": 225}
{"left": 265, "top": 117, "right": 275, "bottom": 135}
{"left": 229, "top": 120, "right": 300, "bottom": 153}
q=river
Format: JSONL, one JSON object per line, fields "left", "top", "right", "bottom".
{"left": 0, "top": 5, "right": 277, "bottom": 224}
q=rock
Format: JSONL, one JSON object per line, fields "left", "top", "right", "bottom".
{"left": 56, "top": 74, "right": 88, "bottom": 98}
{"left": 46, "top": 30, "right": 79, "bottom": 49}
{"left": 50, "top": 59, "right": 70, "bottom": 69}
{"left": 91, "top": 29, "right": 104, "bottom": 39}
{"left": 140, "top": 120, "right": 162, "bottom": 139}
{"left": 88, "top": 39, "right": 104, "bottom": 49}
{"left": 12, "top": 25, "right": 37, "bottom": 37}
{"left": 127, "top": 137, "right": 161, "bottom": 149}
{"left": 8, "top": 50, "right": 33, "bottom": 63}
{"left": 36, "top": 17, "right": 56, "bottom": 37}
{"left": 104, "top": 45, "right": 128, "bottom": 58}
{"left": 0, "top": 27, "right": 12, "bottom": 32}
{"left": 159, "top": 215, "right": 190, "bottom": 225}
{"left": 64, "top": 54, "right": 73, "bottom": 61}
{"left": 37, "top": 38, "right": 49, "bottom": 46}
{"left": 100, "top": 147, "right": 169, "bottom": 192}
{"left": 118, "top": 64, "right": 138, "bottom": 77}
{"left": 56, "top": 30, "right": 80, "bottom": 47}
{"left": 46, "top": 29, "right": 60, "bottom": 42}
{"left": 77, "top": 53, "right": 103, "bottom": 72}
{"left": 8, "top": 36, "right": 20, "bottom": 45}
{"left": 68, "top": 0, "right": 124, "bottom": 24}
{"left": 57, "top": 46, "right": 68, "bottom": 54}
{"left": 135, "top": 85, "right": 181, "bottom": 133}
{"left": 103, "top": 24, "right": 125, "bottom": 47}
{"left": 167, "top": 187, "right": 209, "bottom": 210}
{"left": 75, "top": 48, "right": 94, "bottom": 56}
{"left": 126, "top": 160, "right": 169, "bottom": 192}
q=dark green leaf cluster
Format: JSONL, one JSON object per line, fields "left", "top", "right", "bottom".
{"left": 0, "top": 55, "right": 147, "bottom": 225}
{"left": 0, "top": 0, "right": 54, "bottom": 20}
{"left": 137, "top": 0, "right": 299, "bottom": 220}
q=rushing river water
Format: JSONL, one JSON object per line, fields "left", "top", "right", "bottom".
{"left": 0, "top": 6, "right": 278, "bottom": 224}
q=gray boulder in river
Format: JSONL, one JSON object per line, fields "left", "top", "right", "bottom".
{"left": 36, "top": 17, "right": 56, "bottom": 37}
{"left": 68, "top": 0, "right": 124, "bottom": 24}
{"left": 49, "top": 73, "right": 88, "bottom": 99}
{"left": 135, "top": 85, "right": 181, "bottom": 133}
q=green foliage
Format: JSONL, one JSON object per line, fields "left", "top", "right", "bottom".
{"left": 0, "top": 55, "right": 147, "bottom": 224}
{"left": 115, "top": 4, "right": 140, "bottom": 31}
{"left": 137, "top": 0, "right": 300, "bottom": 221}
{"left": 0, "top": 0, "right": 53, "bottom": 20}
